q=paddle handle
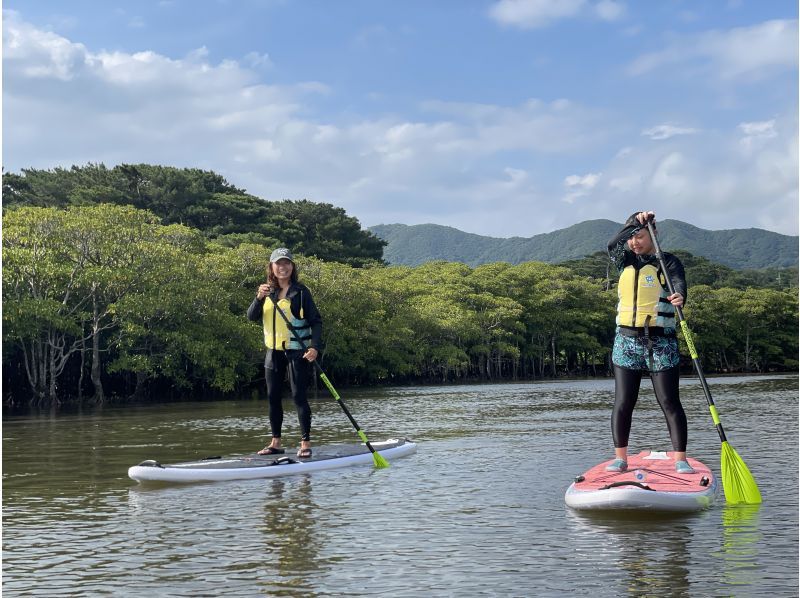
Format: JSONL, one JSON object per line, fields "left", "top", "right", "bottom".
{"left": 645, "top": 221, "right": 727, "bottom": 443}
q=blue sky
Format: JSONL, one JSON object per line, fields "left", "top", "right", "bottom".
{"left": 3, "top": 1, "right": 798, "bottom": 236}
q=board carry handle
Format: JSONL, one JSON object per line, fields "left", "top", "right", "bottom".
{"left": 600, "top": 481, "right": 655, "bottom": 491}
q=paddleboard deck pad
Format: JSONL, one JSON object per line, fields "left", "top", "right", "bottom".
{"left": 128, "top": 438, "right": 416, "bottom": 483}
{"left": 565, "top": 451, "right": 718, "bottom": 512}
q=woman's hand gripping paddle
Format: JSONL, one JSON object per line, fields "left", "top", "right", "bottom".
{"left": 269, "top": 295, "right": 390, "bottom": 469}
{"left": 646, "top": 221, "right": 761, "bottom": 504}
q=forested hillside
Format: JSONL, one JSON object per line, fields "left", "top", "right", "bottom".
{"left": 3, "top": 164, "right": 386, "bottom": 267}
{"left": 370, "top": 221, "right": 799, "bottom": 270}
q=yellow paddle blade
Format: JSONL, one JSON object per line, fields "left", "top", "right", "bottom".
{"left": 372, "top": 451, "right": 390, "bottom": 469}
{"left": 721, "top": 441, "right": 762, "bottom": 505}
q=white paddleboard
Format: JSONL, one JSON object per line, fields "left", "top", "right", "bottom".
{"left": 128, "top": 438, "right": 416, "bottom": 483}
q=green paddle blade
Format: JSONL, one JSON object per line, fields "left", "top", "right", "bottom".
{"left": 372, "top": 451, "right": 391, "bottom": 469}
{"left": 721, "top": 441, "right": 762, "bottom": 505}
{"left": 357, "top": 430, "right": 390, "bottom": 469}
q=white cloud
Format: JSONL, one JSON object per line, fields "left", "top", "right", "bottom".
{"left": 3, "top": 10, "right": 88, "bottom": 80}
{"left": 4, "top": 12, "right": 615, "bottom": 234}
{"left": 488, "top": 0, "right": 625, "bottom": 29}
{"left": 561, "top": 192, "right": 582, "bottom": 205}
{"left": 595, "top": 0, "right": 625, "bottom": 22}
{"left": 562, "top": 172, "right": 601, "bottom": 203}
{"left": 565, "top": 172, "right": 601, "bottom": 189}
{"left": 641, "top": 124, "right": 700, "bottom": 140}
{"left": 648, "top": 151, "right": 690, "bottom": 198}
{"left": 489, "top": 0, "right": 586, "bottom": 29}
{"left": 586, "top": 116, "right": 798, "bottom": 234}
{"left": 628, "top": 19, "right": 798, "bottom": 82}
{"left": 738, "top": 119, "right": 776, "bottom": 138}
{"left": 738, "top": 119, "right": 778, "bottom": 153}
{"left": 4, "top": 11, "right": 313, "bottom": 163}
{"left": 244, "top": 52, "right": 273, "bottom": 69}
{"left": 420, "top": 98, "right": 611, "bottom": 155}
{"left": 503, "top": 167, "right": 529, "bottom": 186}
{"left": 3, "top": 11, "right": 797, "bottom": 238}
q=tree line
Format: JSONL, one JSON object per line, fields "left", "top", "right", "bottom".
{"left": 2, "top": 163, "right": 387, "bottom": 267}
{"left": 3, "top": 204, "right": 797, "bottom": 407}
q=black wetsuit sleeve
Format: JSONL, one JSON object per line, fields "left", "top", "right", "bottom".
{"left": 662, "top": 253, "right": 687, "bottom": 303}
{"left": 247, "top": 297, "right": 265, "bottom": 322}
{"left": 607, "top": 213, "right": 641, "bottom": 274}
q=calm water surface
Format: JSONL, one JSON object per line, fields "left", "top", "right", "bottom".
{"left": 3, "top": 375, "right": 798, "bottom": 597}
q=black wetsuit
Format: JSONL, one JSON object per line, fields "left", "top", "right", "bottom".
{"left": 247, "top": 282, "right": 322, "bottom": 441}
{"left": 607, "top": 214, "right": 688, "bottom": 452}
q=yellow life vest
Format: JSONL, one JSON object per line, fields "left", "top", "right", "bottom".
{"left": 262, "top": 294, "right": 311, "bottom": 350}
{"left": 616, "top": 263, "right": 676, "bottom": 329}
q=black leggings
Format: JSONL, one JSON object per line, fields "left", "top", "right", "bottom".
{"left": 612, "top": 365, "right": 687, "bottom": 452}
{"left": 265, "top": 350, "right": 312, "bottom": 441}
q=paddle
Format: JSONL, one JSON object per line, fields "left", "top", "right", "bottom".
{"left": 645, "top": 220, "right": 761, "bottom": 504}
{"left": 268, "top": 294, "right": 390, "bottom": 469}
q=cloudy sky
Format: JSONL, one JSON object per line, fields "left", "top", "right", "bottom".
{"left": 3, "top": 1, "right": 798, "bottom": 236}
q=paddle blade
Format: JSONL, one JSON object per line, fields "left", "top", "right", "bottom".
{"left": 372, "top": 451, "right": 390, "bottom": 469}
{"left": 721, "top": 441, "right": 762, "bottom": 505}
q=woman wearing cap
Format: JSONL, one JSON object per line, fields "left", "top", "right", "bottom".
{"left": 605, "top": 211, "right": 694, "bottom": 474}
{"left": 247, "top": 248, "right": 323, "bottom": 459}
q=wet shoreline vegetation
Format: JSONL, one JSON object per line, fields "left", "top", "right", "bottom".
{"left": 3, "top": 166, "right": 797, "bottom": 407}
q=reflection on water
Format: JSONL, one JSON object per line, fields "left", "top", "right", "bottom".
{"left": 567, "top": 510, "right": 707, "bottom": 597}
{"left": 124, "top": 476, "right": 329, "bottom": 596}
{"left": 3, "top": 374, "right": 798, "bottom": 596}
{"left": 258, "top": 478, "right": 322, "bottom": 595}
{"left": 718, "top": 505, "right": 763, "bottom": 588}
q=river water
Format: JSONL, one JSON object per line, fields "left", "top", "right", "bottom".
{"left": 3, "top": 375, "right": 797, "bottom": 597}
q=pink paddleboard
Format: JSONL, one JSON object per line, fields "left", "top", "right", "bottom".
{"left": 565, "top": 451, "right": 718, "bottom": 512}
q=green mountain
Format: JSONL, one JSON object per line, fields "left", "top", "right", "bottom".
{"left": 369, "top": 220, "right": 798, "bottom": 270}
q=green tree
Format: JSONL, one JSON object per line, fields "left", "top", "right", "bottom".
{"left": 559, "top": 251, "right": 614, "bottom": 290}
{"left": 4, "top": 205, "right": 169, "bottom": 403}
{"left": 685, "top": 286, "right": 798, "bottom": 372}
{"left": 681, "top": 286, "right": 738, "bottom": 372}
{"left": 271, "top": 200, "right": 386, "bottom": 267}
{"left": 111, "top": 241, "right": 264, "bottom": 397}
{"left": 399, "top": 262, "right": 483, "bottom": 380}
{"left": 3, "top": 165, "right": 386, "bottom": 266}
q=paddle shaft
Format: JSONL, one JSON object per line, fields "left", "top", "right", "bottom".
{"left": 645, "top": 221, "right": 727, "bottom": 443}
{"left": 267, "top": 293, "right": 382, "bottom": 455}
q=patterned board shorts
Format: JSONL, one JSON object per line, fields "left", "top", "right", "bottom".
{"left": 612, "top": 331, "right": 680, "bottom": 372}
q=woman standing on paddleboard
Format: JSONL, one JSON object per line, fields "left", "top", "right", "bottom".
{"left": 247, "top": 248, "right": 323, "bottom": 459}
{"left": 606, "top": 211, "right": 694, "bottom": 474}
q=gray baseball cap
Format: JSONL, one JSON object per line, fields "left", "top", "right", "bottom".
{"left": 270, "top": 247, "right": 294, "bottom": 263}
